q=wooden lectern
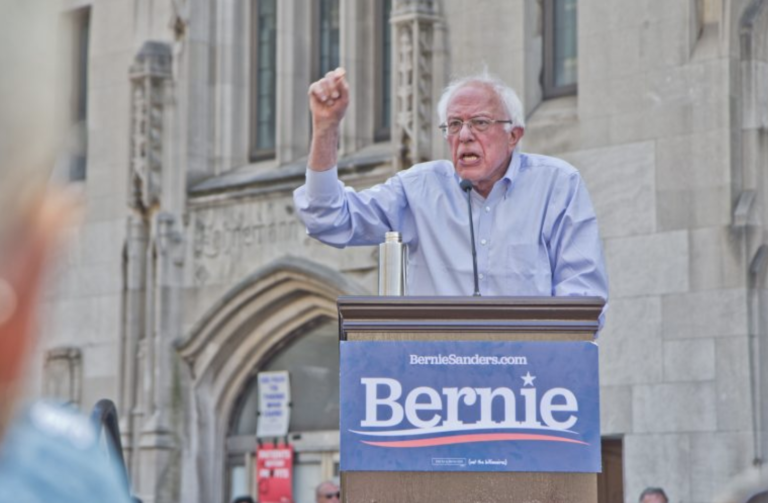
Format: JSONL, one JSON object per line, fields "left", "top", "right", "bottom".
{"left": 338, "top": 296, "right": 604, "bottom": 503}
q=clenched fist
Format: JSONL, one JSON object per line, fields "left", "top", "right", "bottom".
{"left": 308, "top": 67, "right": 349, "bottom": 131}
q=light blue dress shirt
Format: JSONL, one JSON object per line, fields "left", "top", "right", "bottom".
{"left": 294, "top": 150, "right": 608, "bottom": 326}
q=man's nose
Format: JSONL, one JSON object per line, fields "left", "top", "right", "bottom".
{"left": 457, "top": 122, "right": 475, "bottom": 141}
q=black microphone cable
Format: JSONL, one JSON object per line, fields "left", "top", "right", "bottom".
{"left": 459, "top": 179, "right": 481, "bottom": 297}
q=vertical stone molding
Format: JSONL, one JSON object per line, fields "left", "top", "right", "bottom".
{"left": 127, "top": 43, "right": 180, "bottom": 503}
{"left": 130, "top": 42, "right": 173, "bottom": 212}
{"left": 738, "top": 0, "right": 768, "bottom": 471}
{"left": 43, "top": 347, "right": 82, "bottom": 407}
{"left": 152, "top": 212, "right": 185, "bottom": 433}
{"left": 276, "top": 0, "right": 312, "bottom": 165}
{"left": 391, "top": 0, "right": 438, "bottom": 169}
{"left": 120, "top": 215, "right": 149, "bottom": 476}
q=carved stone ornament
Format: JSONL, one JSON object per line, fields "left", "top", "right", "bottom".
{"left": 392, "top": 0, "right": 438, "bottom": 169}
{"left": 129, "top": 41, "right": 172, "bottom": 212}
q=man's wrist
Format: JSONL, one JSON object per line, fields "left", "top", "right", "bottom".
{"left": 308, "top": 124, "right": 340, "bottom": 171}
{"left": 312, "top": 121, "right": 341, "bottom": 138}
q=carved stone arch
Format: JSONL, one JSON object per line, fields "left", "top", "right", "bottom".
{"left": 176, "top": 256, "right": 367, "bottom": 502}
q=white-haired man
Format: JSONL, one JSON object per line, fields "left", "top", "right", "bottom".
{"left": 294, "top": 69, "right": 608, "bottom": 324}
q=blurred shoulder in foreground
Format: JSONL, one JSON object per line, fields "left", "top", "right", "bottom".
{"left": 0, "top": 402, "right": 131, "bottom": 503}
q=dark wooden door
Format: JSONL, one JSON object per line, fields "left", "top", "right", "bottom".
{"left": 598, "top": 438, "right": 624, "bottom": 503}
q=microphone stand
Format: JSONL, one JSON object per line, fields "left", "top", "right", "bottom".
{"left": 459, "top": 180, "right": 481, "bottom": 297}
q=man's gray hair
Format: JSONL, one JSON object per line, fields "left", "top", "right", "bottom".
{"left": 436, "top": 71, "right": 526, "bottom": 131}
{"left": 639, "top": 487, "right": 669, "bottom": 503}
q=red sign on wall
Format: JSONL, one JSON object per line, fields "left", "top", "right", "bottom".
{"left": 256, "top": 444, "right": 294, "bottom": 503}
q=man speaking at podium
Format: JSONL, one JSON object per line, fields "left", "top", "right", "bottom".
{"left": 294, "top": 68, "right": 608, "bottom": 327}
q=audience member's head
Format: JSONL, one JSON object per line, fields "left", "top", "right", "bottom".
{"left": 315, "top": 480, "right": 340, "bottom": 503}
{"left": 639, "top": 487, "right": 669, "bottom": 503}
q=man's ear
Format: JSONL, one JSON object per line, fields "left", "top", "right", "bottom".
{"left": 508, "top": 127, "right": 524, "bottom": 150}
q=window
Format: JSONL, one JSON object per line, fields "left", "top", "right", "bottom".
{"left": 317, "top": 0, "right": 340, "bottom": 78}
{"left": 69, "top": 8, "right": 90, "bottom": 181}
{"left": 250, "top": 0, "right": 278, "bottom": 161}
{"left": 543, "top": 0, "right": 577, "bottom": 98}
{"left": 375, "top": 0, "right": 393, "bottom": 141}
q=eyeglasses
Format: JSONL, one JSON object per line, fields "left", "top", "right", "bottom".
{"left": 322, "top": 492, "right": 341, "bottom": 499}
{"left": 439, "top": 117, "right": 513, "bottom": 136}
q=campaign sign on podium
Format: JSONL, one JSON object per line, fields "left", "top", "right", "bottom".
{"left": 340, "top": 340, "right": 600, "bottom": 472}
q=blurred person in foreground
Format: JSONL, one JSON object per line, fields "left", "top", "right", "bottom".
{"left": 0, "top": 2, "right": 132, "bottom": 502}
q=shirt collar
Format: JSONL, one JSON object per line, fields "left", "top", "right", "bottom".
{"left": 499, "top": 149, "right": 521, "bottom": 197}
{"left": 503, "top": 149, "right": 521, "bottom": 184}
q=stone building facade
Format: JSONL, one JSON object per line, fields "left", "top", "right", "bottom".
{"left": 37, "top": 0, "right": 768, "bottom": 502}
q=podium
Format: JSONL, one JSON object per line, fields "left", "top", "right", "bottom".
{"left": 338, "top": 296, "right": 604, "bottom": 503}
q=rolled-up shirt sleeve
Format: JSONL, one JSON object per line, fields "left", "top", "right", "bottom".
{"left": 304, "top": 165, "right": 348, "bottom": 203}
{"left": 293, "top": 166, "right": 408, "bottom": 248}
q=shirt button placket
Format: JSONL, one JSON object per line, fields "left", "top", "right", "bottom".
{"left": 476, "top": 201, "right": 492, "bottom": 284}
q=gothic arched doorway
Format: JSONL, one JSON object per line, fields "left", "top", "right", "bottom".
{"left": 226, "top": 318, "right": 340, "bottom": 503}
{"left": 177, "top": 257, "right": 366, "bottom": 503}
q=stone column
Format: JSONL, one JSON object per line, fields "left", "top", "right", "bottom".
{"left": 339, "top": 0, "right": 374, "bottom": 155}
{"left": 276, "top": 0, "right": 312, "bottom": 164}
{"left": 135, "top": 211, "right": 184, "bottom": 503}
{"left": 120, "top": 214, "right": 148, "bottom": 479}
{"left": 212, "top": 0, "right": 250, "bottom": 173}
{"left": 127, "top": 41, "right": 182, "bottom": 503}
{"left": 739, "top": 0, "right": 768, "bottom": 470}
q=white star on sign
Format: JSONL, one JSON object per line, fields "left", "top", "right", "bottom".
{"left": 521, "top": 372, "right": 536, "bottom": 386}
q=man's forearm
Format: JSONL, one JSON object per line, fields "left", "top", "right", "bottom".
{"left": 308, "top": 125, "right": 340, "bottom": 172}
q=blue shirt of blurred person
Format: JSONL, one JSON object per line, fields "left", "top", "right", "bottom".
{"left": 0, "top": 401, "right": 132, "bottom": 503}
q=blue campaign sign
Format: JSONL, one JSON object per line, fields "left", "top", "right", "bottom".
{"left": 340, "top": 340, "right": 600, "bottom": 473}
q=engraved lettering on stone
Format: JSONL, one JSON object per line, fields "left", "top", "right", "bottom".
{"left": 193, "top": 207, "right": 304, "bottom": 260}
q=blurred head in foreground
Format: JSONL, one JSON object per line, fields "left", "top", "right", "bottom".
{"left": 0, "top": 1, "right": 79, "bottom": 440}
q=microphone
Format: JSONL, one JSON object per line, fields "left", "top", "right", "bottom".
{"left": 459, "top": 179, "right": 481, "bottom": 297}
